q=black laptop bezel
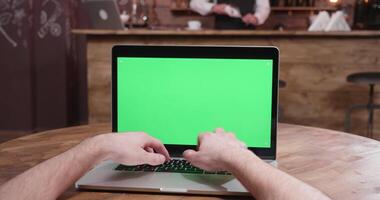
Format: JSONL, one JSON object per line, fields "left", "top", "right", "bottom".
{"left": 112, "top": 45, "right": 279, "bottom": 160}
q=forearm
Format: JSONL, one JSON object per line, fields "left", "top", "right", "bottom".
{"left": 0, "top": 135, "right": 107, "bottom": 200}
{"left": 190, "top": 0, "right": 215, "bottom": 15}
{"left": 254, "top": 0, "right": 270, "bottom": 25}
{"left": 226, "top": 150, "right": 331, "bottom": 200}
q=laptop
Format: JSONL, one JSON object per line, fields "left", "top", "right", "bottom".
{"left": 83, "top": 0, "right": 125, "bottom": 30}
{"left": 76, "top": 45, "right": 279, "bottom": 196}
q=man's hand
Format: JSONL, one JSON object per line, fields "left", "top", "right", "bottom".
{"left": 94, "top": 132, "right": 171, "bottom": 166}
{"left": 0, "top": 132, "right": 171, "bottom": 200}
{"left": 211, "top": 4, "right": 229, "bottom": 15}
{"left": 183, "top": 128, "right": 249, "bottom": 171}
{"left": 242, "top": 13, "right": 259, "bottom": 26}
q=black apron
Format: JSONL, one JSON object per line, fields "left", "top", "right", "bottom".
{"left": 215, "top": 0, "right": 256, "bottom": 30}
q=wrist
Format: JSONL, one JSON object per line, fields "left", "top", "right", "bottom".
{"left": 252, "top": 14, "right": 259, "bottom": 25}
{"left": 80, "top": 134, "right": 113, "bottom": 163}
{"left": 211, "top": 4, "right": 218, "bottom": 13}
{"left": 222, "top": 148, "right": 260, "bottom": 171}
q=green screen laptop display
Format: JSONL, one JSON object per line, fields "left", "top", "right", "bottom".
{"left": 116, "top": 57, "right": 273, "bottom": 148}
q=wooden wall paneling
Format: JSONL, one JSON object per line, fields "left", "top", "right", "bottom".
{"left": 279, "top": 91, "right": 380, "bottom": 137}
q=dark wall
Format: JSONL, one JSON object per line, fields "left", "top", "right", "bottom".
{"left": 0, "top": 0, "right": 87, "bottom": 132}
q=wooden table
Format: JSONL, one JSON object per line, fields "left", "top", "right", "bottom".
{"left": 0, "top": 123, "right": 380, "bottom": 200}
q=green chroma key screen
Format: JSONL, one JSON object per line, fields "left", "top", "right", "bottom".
{"left": 117, "top": 57, "right": 273, "bottom": 148}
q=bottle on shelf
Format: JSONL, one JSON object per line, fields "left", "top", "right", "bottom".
{"left": 367, "top": 0, "right": 380, "bottom": 29}
{"left": 128, "top": 0, "right": 149, "bottom": 28}
{"left": 284, "top": 0, "right": 297, "bottom": 6}
{"left": 148, "top": 0, "right": 160, "bottom": 28}
{"left": 353, "top": 0, "right": 370, "bottom": 29}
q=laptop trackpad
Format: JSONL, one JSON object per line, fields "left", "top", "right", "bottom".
{"left": 76, "top": 162, "right": 249, "bottom": 195}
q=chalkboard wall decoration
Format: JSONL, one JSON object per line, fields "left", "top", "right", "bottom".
{"left": 13, "top": 0, "right": 25, "bottom": 9}
{"left": 37, "top": 0, "right": 63, "bottom": 38}
{"left": 0, "top": 0, "right": 11, "bottom": 11}
{"left": 13, "top": 8, "right": 25, "bottom": 25}
{"left": 0, "top": 0, "right": 29, "bottom": 47}
{"left": 0, "top": 0, "right": 89, "bottom": 132}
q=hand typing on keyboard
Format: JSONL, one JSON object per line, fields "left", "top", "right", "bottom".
{"left": 183, "top": 128, "right": 248, "bottom": 172}
{"left": 97, "top": 132, "right": 171, "bottom": 166}
{"left": 115, "top": 128, "right": 246, "bottom": 175}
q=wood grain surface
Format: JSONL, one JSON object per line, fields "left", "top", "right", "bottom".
{"left": 72, "top": 29, "right": 380, "bottom": 37}
{"left": 0, "top": 124, "right": 380, "bottom": 200}
{"left": 78, "top": 32, "right": 380, "bottom": 139}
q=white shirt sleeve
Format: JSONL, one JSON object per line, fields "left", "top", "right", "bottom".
{"left": 190, "top": 0, "right": 216, "bottom": 16}
{"left": 254, "top": 0, "right": 271, "bottom": 25}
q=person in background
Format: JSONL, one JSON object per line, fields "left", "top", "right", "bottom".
{"left": 0, "top": 129, "right": 330, "bottom": 200}
{"left": 190, "top": 0, "right": 270, "bottom": 29}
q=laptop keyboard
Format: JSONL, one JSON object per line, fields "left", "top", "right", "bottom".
{"left": 115, "top": 159, "right": 231, "bottom": 175}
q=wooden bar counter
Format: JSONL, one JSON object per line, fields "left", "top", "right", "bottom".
{"left": 72, "top": 29, "right": 380, "bottom": 138}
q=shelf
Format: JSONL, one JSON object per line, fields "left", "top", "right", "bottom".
{"left": 170, "top": 7, "right": 190, "bottom": 11}
{"left": 169, "top": 6, "right": 338, "bottom": 17}
{"left": 170, "top": 6, "right": 338, "bottom": 14}
{"left": 170, "top": 1, "right": 192, "bottom": 14}
{"left": 170, "top": 7, "right": 197, "bottom": 15}
{"left": 271, "top": 6, "right": 338, "bottom": 11}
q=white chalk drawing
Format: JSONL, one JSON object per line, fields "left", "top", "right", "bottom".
{"left": 0, "top": 0, "right": 28, "bottom": 47}
{"left": 0, "top": 0, "right": 64, "bottom": 47}
{"left": 37, "top": 0, "right": 63, "bottom": 38}
{"left": 0, "top": 0, "right": 11, "bottom": 10}
{"left": 0, "top": 25, "right": 17, "bottom": 47}
{"left": 12, "top": 8, "right": 24, "bottom": 24}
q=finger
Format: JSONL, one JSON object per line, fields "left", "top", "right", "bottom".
{"left": 183, "top": 149, "right": 198, "bottom": 163}
{"left": 142, "top": 152, "right": 166, "bottom": 166}
{"left": 215, "top": 128, "right": 225, "bottom": 134}
{"left": 238, "top": 140, "right": 247, "bottom": 148}
{"left": 251, "top": 16, "right": 258, "bottom": 25}
{"left": 183, "top": 150, "right": 215, "bottom": 171}
{"left": 248, "top": 17, "right": 254, "bottom": 24}
{"left": 242, "top": 18, "right": 249, "bottom": 24}
{"left": 145, "top": 147, "right": 154, "bottom": 153}
{"left": 226, "top": 132, "right": 236, "bottom": 138}
{"left": 144, "top": 137, "right": 171, "bottom": 161}
{"left": 198, "top": 132, "right": 208, "bottom": 143}
{"left": 197, "top": 133, "right": 211, "bottom": 149}
{"left": 152, "top": 142, "right": 171, "bottom": 161}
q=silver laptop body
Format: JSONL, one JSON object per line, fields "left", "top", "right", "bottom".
{"left": 83, "top": 0, "right": 124, "bottom": 30}
{"left": 76, "top": 159, "right": 276, "bottom": 196}
{"left": 76, "top": 45, "right": 279, "bottom": 196}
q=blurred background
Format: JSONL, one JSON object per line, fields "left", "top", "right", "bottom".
{"left": 0, "top": 0, "right": 379, "bottom": 143}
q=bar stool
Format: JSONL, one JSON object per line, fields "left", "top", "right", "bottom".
{"left": 344, "top": 72, "right": 380, "bottom": 138}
